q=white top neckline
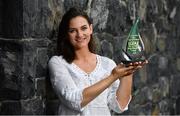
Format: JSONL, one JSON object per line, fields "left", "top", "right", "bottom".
{"left": 71, "top": 54, "right": 101, "bottom": 76}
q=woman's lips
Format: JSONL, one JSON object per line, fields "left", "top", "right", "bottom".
{"left": 76, "top": 38, "right": 85, "bottom": 42}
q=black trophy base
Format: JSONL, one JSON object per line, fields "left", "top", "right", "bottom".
{"left": 121, "top": 59, "right": 146, "bottom": 66}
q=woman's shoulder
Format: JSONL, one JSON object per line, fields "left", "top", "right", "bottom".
{"left": 97, "top": 54, "right": 116, "bottom": 66}
{"left": 48, "top": 55, "right": 67, "bottom": 65}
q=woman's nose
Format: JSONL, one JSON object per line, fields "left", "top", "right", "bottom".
{"left": 77, "top": 30, "right": 83, "bottom": 37}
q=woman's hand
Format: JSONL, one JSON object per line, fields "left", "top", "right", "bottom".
{"left": 111, "top": 64, "right": 134, "bottom": 79}
{"left": 111, "top": 60, "right": 148, "bottom": 80}
{"left": 128, "top": 60, "right": 148, "bottom": 71}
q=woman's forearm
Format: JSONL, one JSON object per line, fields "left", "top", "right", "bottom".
{"left": 81, "top": 64, "right": 136, "bottom": 108}
{"left": 81, "top": 74, "right": 117, "bottom": 107}
{"left": 116, "top": 74, "right": 133, "bottom": 110}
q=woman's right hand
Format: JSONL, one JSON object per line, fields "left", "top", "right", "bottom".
{"left": 111, "top": 60, "right": 148, "bottom": 80}
{"left": 111, "top": 63, "right": 135, "bottom": 80}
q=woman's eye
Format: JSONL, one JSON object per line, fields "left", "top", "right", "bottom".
{"left": 68, "top": 29, "right": 75, "bottom": 33}
{"left": 82, "top": 26, "right": 87, "bottom": 31}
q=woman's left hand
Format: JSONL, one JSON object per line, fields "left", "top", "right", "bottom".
{"left": 118, "top": 60, "right": 148, "bottom": 80}
{"left": 126, "top": 60, "right": 148, "bottom": 72}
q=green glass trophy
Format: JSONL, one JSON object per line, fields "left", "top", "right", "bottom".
{"left": 121, "top": 17, "right": 146, "bottom": 65}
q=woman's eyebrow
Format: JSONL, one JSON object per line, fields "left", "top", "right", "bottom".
{"left": 69, "top": 25, "right": 87, "bottom": 29}
{"left": 81, "top": 25, "right": 87, "bottom": 27}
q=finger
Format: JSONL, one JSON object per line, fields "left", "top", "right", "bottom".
{"left": 137, "top": 61, "right": 142, "bottom": 64}
{"left": 124, "top": 66, "right": 137, "bottom": 73}
{"left": 131, "top": 62, "right": 140, "bottom": 66}
{"left": 140, "top": 60, "right": 148, "bottom": 66}
{"left": 117, "top": 63, "right": 124, "bottom": 68}
{"left": 129, "top": 65, "right": 141, "bottom": 72}
{"left": 128, "top": 63, "right": 133, "bottom": 66}
{"left": 120, "top": 62, "right": 124, "bottom": 65}
{"left": 125, "top": 65, "right": 135, "bottom": 70}
{"left": 124, "top": 70, "right": 135, "bottom": 76}
{"left": 137, "top": 66, "right": 142, "bottom": 69}
{"left": 145, "top": 60, "right": 149, "bottom": 64}
{"left": 136, "top": 60, "right": 147, "bottom": 66}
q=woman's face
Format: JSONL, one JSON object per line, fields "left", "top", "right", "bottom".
{"left": 68, "top": 16, "right": 93, "bottom": 50}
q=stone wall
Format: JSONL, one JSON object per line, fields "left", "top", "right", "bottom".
{"left": 0, "top": 0, "right": 180, "bottom": 115}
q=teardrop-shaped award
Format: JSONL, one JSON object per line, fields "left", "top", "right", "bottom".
{"left": 121, "top": 17, "right": 145, "bottom": 64}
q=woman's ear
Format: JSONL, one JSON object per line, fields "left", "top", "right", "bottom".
{"left": 90, "top": 24, "right": 93, "bottom": 34}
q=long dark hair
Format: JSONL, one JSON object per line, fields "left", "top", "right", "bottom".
{"left": 57, "top": 7, "right": 96, "bottom": 63}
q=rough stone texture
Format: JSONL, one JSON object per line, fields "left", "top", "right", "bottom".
{"left": 0, "top": 0, "right": 23, "bottom": 38}
{"left": 0, "top": 0, "right": 3, "bottom": 35}
{"left": 0, "top": 0, "right": 180, "bottom": 115}
{"left": 0, "top": 38, "right": 50, "bottom": 114}
{"left": 0, "top": 101, "right": 21, "bottom": 115}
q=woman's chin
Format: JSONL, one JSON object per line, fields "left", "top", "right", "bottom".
{"left": 75, "top": 44, "right": 88, "bottom": 50}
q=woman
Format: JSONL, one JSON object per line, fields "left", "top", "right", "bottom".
{"left": 48, "top": 7, "right": 147, "bottom": 115}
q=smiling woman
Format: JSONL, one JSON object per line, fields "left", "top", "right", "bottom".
{"left": 56, "top": 7, "right": 96, "bottom": 63}
{"left": 68, "top": 16, "right": 93, "bottom": 50}
{"left": 48, "top": 7, "right": 148, "bottom": 115}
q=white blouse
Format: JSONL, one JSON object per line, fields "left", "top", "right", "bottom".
{"left": 48, "top": 54, "right": 131, "bottom": 116}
